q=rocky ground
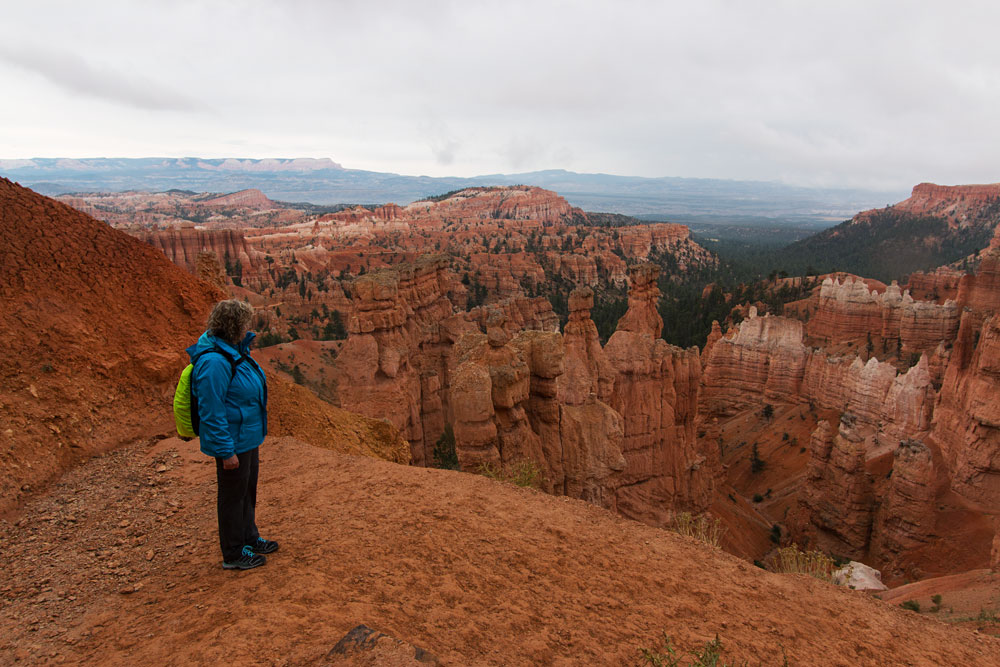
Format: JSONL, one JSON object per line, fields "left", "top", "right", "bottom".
{"left": 3, "top": 436, "right": 1000, "bottom": 666}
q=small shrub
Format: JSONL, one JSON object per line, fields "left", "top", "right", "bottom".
{"left": 673, "top": 512, "right": 725, "bottom": 549}
{"left": 750, "top": 443, "right": 766, "bottom": 474}
{"left": 931, "top": 594, "right": 942, "bottom": 612}
{"left": 769, "top": 524, "right": 782, "bottom": 544}
{"left": 432, "top": 424, "right": 459, "bottom": 470}
{"left": 978, "top": 607, "right": 999, "bottom": 622}
{"left": 638, "top": 633, "right": 739, "bottom": 667}
{"left": 752, "top": 494, "right": 764, "bottom": 503}
{"left": 773, "top": 544, "right": 836, "bottom": 582}
{"left": 477, "top": 459, "right": 543, "bottom": 489}
{"left": 901, "top": 600, "right": 921, "bottom": 613}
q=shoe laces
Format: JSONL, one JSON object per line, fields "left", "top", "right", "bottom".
{"left": 241, "top": 545, "right": 256, "bottom": 559}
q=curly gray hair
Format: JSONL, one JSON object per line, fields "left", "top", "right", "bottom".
{"left": 207, "top": 299, "right": 254, "bottom": 346}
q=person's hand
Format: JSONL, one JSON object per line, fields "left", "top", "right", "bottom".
{"left": 222, "top": 455, "right": 239, "bottom": 470}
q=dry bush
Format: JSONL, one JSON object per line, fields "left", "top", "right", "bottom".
{"left": 477, "top": 459, "right": 543, "bottom": 489}
{"left": 673, "top": 512, "right": 725, "bottom": 549}
{"left": 773, "top": 544, "right": 836, "bottom": 582}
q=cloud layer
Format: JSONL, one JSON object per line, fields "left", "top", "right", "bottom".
{"left": 1, "top": 0, "right": 998, "bottom": 190}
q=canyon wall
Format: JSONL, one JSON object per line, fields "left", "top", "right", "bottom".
{"left": 803, "top": 277, "right": 959, "bottom": 358}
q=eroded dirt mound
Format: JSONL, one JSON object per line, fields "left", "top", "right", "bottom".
{"left": 0, "top": 178, "right": 223, "bottom": 512}
{"left": 268, "top": 375, "right": 409, "bottom": 464}
{"left": 1, "top": 435, "right": 997, "bottom": 665}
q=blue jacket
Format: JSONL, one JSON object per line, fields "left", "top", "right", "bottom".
{"left": 187, "top": 331, "right": 268, "bottom": 459}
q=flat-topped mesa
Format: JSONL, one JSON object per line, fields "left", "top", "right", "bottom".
{"left": 614, "top": 263, "right": 663, "bottom": 338}
{"left": 323, "top": 203, "right": 404, "bottom": 225}
{"left": 852, "top": 182, "right": 1000, "bottom": 229}
{"left": 805, "top": 275, "right": 959, "bottom": 358}
{"left": 890, "top": 182, "right": 1000, "bottom": 226}
{"left": 408, "top": 186, "right": 577, "bottom": 228}
{"left": 141, "top": 227, "right": 266, "bottom": 288}
{"left": 198, "top": 188, "right": 275, "bottom": 210}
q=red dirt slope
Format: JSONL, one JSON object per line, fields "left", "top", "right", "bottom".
{"left": 0, "top": 178, "right": 223, "bottom": 512}
{"left": 0, "top": 179, "right": 410, "bottom": 512}
{"left": 1, "top": 435, "right": 997, "bottom": 665}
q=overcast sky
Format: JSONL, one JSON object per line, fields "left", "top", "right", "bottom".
{"left": 1, "top": 0, "right": 998, "bottom": 190}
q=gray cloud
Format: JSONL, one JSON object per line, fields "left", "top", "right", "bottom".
{"left": 0, "top": 44, "right": 203, "bottom": 112}
{"left": 1, "top": 1, "right": 999, "bottom": 190}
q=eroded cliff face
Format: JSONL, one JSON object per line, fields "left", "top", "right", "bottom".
{"left": 796, "top": 418, "right": 874, "bottom": 559}
{"left": 932, "top": 313, "right": 1000, "bottom": 507}
{"left": 604, "top": 264, "right": 714, "bottom": 518}
{"left": 804, "top": 277, "right": 959, "bottom": 359}
{"left": 446, "top": 266, "right": 715, "bottom": 517}
{"left": 869, "top": 440, "right": 938, "bottom": 566}
{"left": 141, "top": 227, "right": 267, "bottom": 288}
{"left": 449, "top": 311, "right": 626, "bottom": 509}
{"left": 884, "top": 182, "right": 1000, "bottom": 226}
{"left": 742, "top": 251, "right": 1000, "bottom": 579}
{"left": 336, "top": 256, "right": 474, "bottom": 465}
{"left": 701, "top": 310, "right": 808, "bottom": 414}
{"left": 702, "top": 305, "right": 944, "bottom": 573}
{"left": 558, "top": 287, "right": 615, "bottom": 405}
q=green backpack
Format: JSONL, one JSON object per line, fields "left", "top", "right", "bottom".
{"left": 173, "top": 348, "right": 244, "bottom": 439}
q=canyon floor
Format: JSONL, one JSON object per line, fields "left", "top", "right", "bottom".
{"left": 2, "top": 437, "right": 999, "bottom": 666}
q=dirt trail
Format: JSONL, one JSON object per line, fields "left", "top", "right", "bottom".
{"left": 2, "top": 436, "right": 999, "bottom": 666}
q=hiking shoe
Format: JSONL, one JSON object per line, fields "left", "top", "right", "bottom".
{"left": 247, "top": 537, "right": 279, "bottom": 555}
{"left": 222, "top": 546, "right": 266, "bottom": 570}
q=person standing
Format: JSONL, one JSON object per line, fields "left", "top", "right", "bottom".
{"left": 188, "top": 299, "right": 277, "bottom": 570}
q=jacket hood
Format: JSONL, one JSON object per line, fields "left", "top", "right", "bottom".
{"left": 186, "top": 330, "right": 257, "bottom": 361}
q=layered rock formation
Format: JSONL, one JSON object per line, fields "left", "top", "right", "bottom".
{"left": 58, "top": 188, "right": 309, "bottom": 229}
{"left": 881, "top": 182, "right": 1000, "bottom": 226}
{"left": 701, "top": 309, "right": 808, "bottom": 413}
{"left": 336, "top": 256, "right": 474, "bottom": 465}
{"left": 931, "top": 313, "right": 1000, "bottom": 507}
{"left": 701, "top": 308, "right": 935, "bottom": 442}
{"left": 558, "top": 287, "right": 615, "bottom": 405}
{"left": 796, "top": 418, "right": 874, "bottom": 559}
{"left": 141, "top": 227, "right": 266, "bottom": 286}
{"left": 604, "top": 264, "right": 713, "bottom": 518}
{"left": 906, "top": 266, "right": 963, "bottom": 303}
{"left": 804, "top": 276, "right": 959, "bottom": 358}
{"left": 869, "top": 440, "right": 937, "bottom": 564}
{"left": 449, "top": 311, "right": 625, "bottom": 509}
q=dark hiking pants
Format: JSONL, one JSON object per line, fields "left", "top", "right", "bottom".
{"left": 215, "top": 446, "right": 261, "bottom": 561}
